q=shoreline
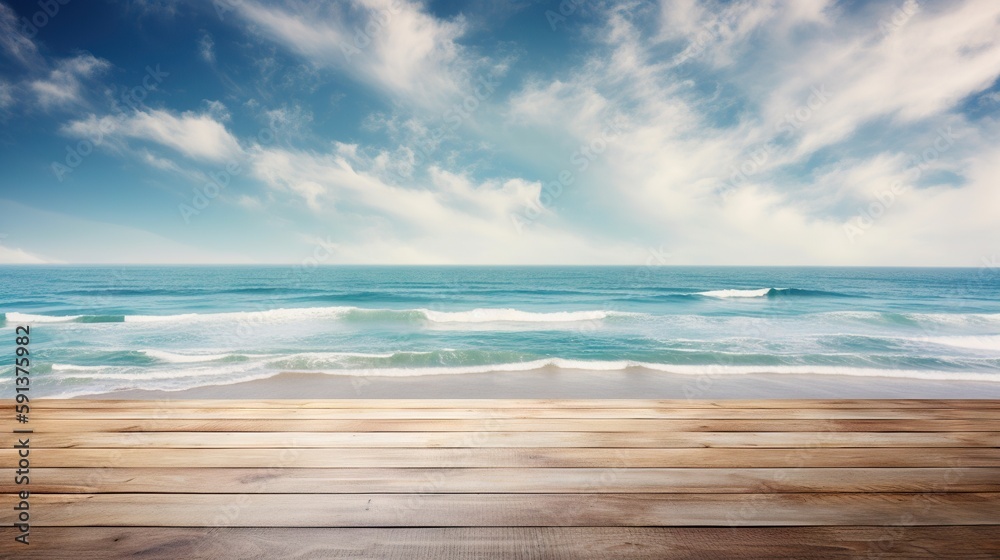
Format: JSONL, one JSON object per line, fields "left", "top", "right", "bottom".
{"left": 85, "top": 367, "right": 1000, "bottom": 399}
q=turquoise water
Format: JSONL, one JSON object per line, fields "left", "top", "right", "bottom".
{"left": 1, "top": 266, "right": 999, "bottom": 397}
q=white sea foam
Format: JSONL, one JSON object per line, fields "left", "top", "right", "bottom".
{"left": 141, "top": 350, "right": 237, "bottom": 363}
{"left": 8, "top": 306, "right": 634, "bottom": 325}
{"left": 922, "top": 335, "right": 1000, "bottom": 352}
{"left": 5, "top": 312, "right": 81, "bottom": 323}
{"left": 697, "top": 288, "right": 773, "bottom": 298}
{"left": 125, "top": 307, "right": 352, "bottom": 323}
{"left": 41, "top": 356, "right": 1000, "bottom": 398}
{"left": 51, "top": 364, "right": 106, "bottom": 371}
{"left": 258, "top": 359, "right": 1000, "bottom": 382}
{"left": 420, "top": 308, "right": 622, "bottom": 323}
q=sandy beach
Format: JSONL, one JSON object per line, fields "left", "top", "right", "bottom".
{"left": 90, "top": 367, "right": 1000, "bottom": 400}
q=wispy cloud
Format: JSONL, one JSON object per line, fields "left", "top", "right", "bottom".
{"left": 231, "top": 0, "right": 477, "bottom": 109}
{"left": 498, "top": 0, "right": 1000, "bottom": 264}
{"left": 0, "top": 2, "right": 41, "bottom": 66}
{"left": 62, "top": 106, "right": 243, "bottom": 162}
{"left": 30, "top": 53, "right": 111, "bottom": 109}
{"left": 3, "top": 0, "right": 997, "bottom": 264}
{"left": 199, "top": 32, "right": 215, "bottom": 64}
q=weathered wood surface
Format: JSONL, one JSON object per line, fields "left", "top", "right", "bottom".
{"left": 9, "top": 493, "right": 1000, "bottom": 527}
{"left": 20, "top": 417, "right": 1000, "bottom": 432}
{"left": 2, "top": 399, "right": 997, "bottom": 558}
{"left": 6, "top": 467, "right": 999, "bottom": 494}
{"left": 7, "top": 447, "right": 999, "bottom": 467}
{"left": 4, "top": 527, "right": 1000, "bottom": 559}
{"left": 25, "top": 430, "right": 1000, "bottom": 448}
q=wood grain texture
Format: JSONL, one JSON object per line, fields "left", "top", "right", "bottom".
{"left": 19, "top": 417, "right": 1000, "bottom": 432}
{"left": 3, "top": 527, "right": 999, "bottom": 559}
{"left": 9, "top": 467, "right": 999, "bottom": 494}
{"left": 8, "top": 447, "right": 999, "bottom": 467}
{"left": 8, "top": 493, "right": 1000, "bottom": 527}
{"left": 26, "top": 430, "right": 1000, "bottom": 448}
{"left": 2, "top": 399, "right": 996, "bottom": 558}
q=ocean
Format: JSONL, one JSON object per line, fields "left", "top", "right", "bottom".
{"left": 1, "top": 265, "right": 999, "bottom": 398}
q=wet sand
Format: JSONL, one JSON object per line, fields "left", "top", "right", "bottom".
{"left": 89, "top": 367, "right": 1000, "bottom": 399}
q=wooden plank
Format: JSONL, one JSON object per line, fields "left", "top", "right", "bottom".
{"left": 3, "top": 527, "right": 998, "bottom": 559}
{"left": 3, "top": 399, "right": 995, "bottom": 558}
{"left": 4, "top": 527, "right": 999, "bottom": 559}
{"left": 8, "top": 447, "right": 999, "bottom": 468}
{"left": 21, "top": 398, "right": 1000, "bottom": 409}
{"left": 10, "top": 493, "right": 1000, "bottom": 527}
{"left": 10, "top": 467, "right": 1000, "bottom": 494}
{"left": 20, "top": 418, "right": 998, "bottom": 432}
{"left": 26, "top": 431, "right": 1000, "bottom": 449}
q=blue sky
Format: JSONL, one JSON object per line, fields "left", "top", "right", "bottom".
{"left": 0, "top": 0, "right": 998, "bottom": 265}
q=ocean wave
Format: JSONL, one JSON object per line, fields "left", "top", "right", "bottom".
{"left": 4, "top": 306, "right": 636, "bottom": 326}
{"left": 826, "top": 311, "right": 1000, "bottom": 328}
{"left": 290, "top": 360, "right": 1000, "bottom": 382}
{"left": 51, "top": 364, "right": 108, "bottom": 371}
{"left": 4, "top": 312, "right": 84, "bottom": 323}
{"left": 697, "top": 288, "right": 772, "bottom": 298}
{"left": 141, "top": 350, "right": 241, "bottom": 363}
{"left": 421, "top": 308, "right": 627, "bottom": 323}
{"left": 696, "top": 288, "right": 852, "bottom": 299}
{"left": 922, "top": 335, "right": 1000, "bottom": 352}
{"left": 4, "top": 312, "right": 127, "bottom": 323}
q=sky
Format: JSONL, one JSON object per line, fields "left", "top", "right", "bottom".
{"left": 0, "top": 0, "right": 998, "bottom": 265}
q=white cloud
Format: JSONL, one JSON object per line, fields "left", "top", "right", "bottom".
{"left": 0, "top": 199, "right": 252, "bottom": 264}
{"left": 199, "top": 32, "right": 215, "bottom": 64}
{"left": 495, "top": 0, "right": 1000, "bottom": 265}
{"left": 30, "top": 53, "right": 111, "bottom": 109}
{"left": 765, "top": 0, "right": 1000, "bottom": 158}
{"left": 235, "top": 195, "right": 264, "bottom": 210}
{"left": 62, "top": 106, "right": 243, "bottom": 163}
{"left": 244, "top": 143, "right": 636, "bottom": 263}
{"left": 232, "top": 0, "right": 474, "bottom": 108}
{"left": 0, "top": 81, "right": 13, "bottom": 109}
{"left": 0, "top": 3, "right": 41, "bottom": 66}
{"left": 659, "top": 0, "right": 832, "bottom": 67}
{"left": 0, "top": 243, "right": 50, "bottom": 264}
